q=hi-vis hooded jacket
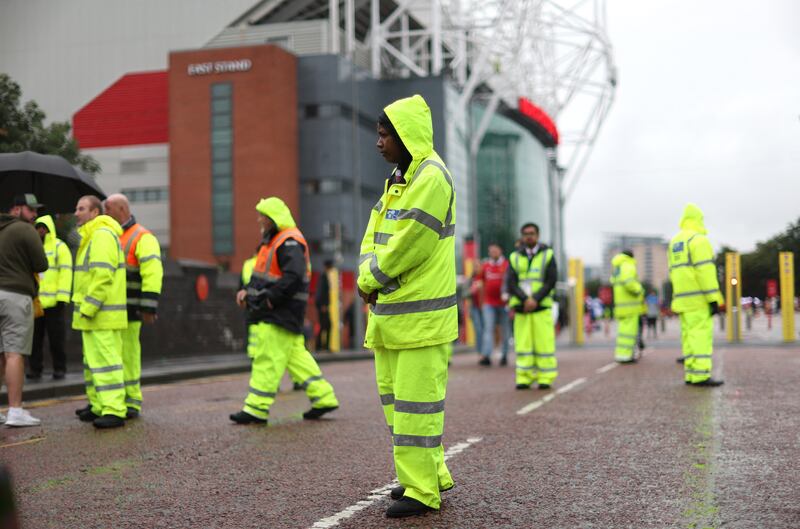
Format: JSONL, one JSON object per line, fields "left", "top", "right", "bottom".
{"left": 72, "top": 215, "right": 127, "bottom": 331}
{"left": 610, "top": 253, "right": 644, "bottom": 318}
{"left": 668, "top": 203, "right": 723, "bottom": 313}
{"left": 36, "top": 215, "right": 72, "bottom": 309}
{"left": 357, "top": 95, "right": 458, "bottom": 349}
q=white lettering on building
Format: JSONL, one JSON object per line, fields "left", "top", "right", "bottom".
{"left": 187, "top": 59, "right": 252, "bottom": 76}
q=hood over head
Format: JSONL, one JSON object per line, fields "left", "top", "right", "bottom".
{"left": 679, "top": 203, "right": 707, "bottom": 234}
{"left": 255, "top": 197, "right": 296, "bottom": 230}
{"left": 77, "top": 215, "right": 123, "bottom": 253}
{"left": 612, "top": 253, "right": 635, "bottom": 267}
{"left": 383, "top": 94, "right": 433, "bottom": 163}
{"left": 35, "top": 215, "right": 57, "bottom": 245}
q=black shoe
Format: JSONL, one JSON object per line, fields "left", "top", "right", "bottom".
{"left": 499, "top": 357, "right": 508, "bottom": 366}
{"left": 303, "top": 406, "right": 338, "bottom": 420}
{"left": 26, "top": 372, "right": 42, "bottom": 381}
{"left": 75, "top": 404, "right": 91, "bottom": 416}
{"left": 386, "top": 497, "right": 433, "bottom": 518}
{"left": 52, "top": 371, "right": 66, "bottom": 380}
{"left": 638, "top": 340, "right": 646, "bottom": 350}
{"left": 676, "top": 357, "right": 685, "bottom": 364}
{"left": 538, "top": 383, "right": 551, "bottom": 390}
{"left": 478, "top": 357, "right": 491, "bottom": 366}
{"left": 391, "top": 483, "right": 453, "bottom": 500}
{"left": 515, "top": 384, "right": 531, "bottom": 390}
{"left": 617, "top": 358, "right": 637, "bottom": 364}
{"left": 292, "top": 382, "right": 303, "bottom": 391}
{"left": 78, "top": 409, "right": 100, "bottom": 422}
{"left": 126, "top": 408, "right": 140, "bottom": 420}
{"left": 688, "top": 378, "right": 724, "bottom": 387}
{"left": 93, "top": 415, "right": 125, "bottom": 429}
{"left": 229, "top": 411, "right": 267, "bottom": 424}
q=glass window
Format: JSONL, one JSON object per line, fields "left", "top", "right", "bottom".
{"left": 212, "top": 114, "right": 231, "bottom": 129}
{"left": 212, "top": 145, "right": 231, "bottom": 161}
{"left": 211, "top": 129, "right": 232, "bottom": 144}
{"left": 211, "top": 83, "right": 232, "bottom": 98}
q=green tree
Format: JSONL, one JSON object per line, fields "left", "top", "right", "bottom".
{"left": 0, "top": 73, "right": 100, "bottom": 174}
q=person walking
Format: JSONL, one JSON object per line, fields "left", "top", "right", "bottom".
{"left": 479, "top": 243, "right": 510, "bottom": 366}
{"left": 610, "top": 250, "right": 644, "bottom": 363}
{"left": 507, "top": 223, "right": 558, "bottom": 390}
{"left": 315, "top": 259, "right": 333, "bottom": 351}
{"left": 231, "top": 197, "right": 339, "bottom": 425}
{"left": 645, "top": 290, "right": 660, "bottom": 339}
{"left": 72, "top": 195, "right": 128, "bottom": 428}
{"left": 357, "top": 94, "right": 457, "bottom": 518}
{"left": 0, "top": 194, "right": 48, "bottom": 426}
{"left": 28, "top": 215, "right": 72, "bottom": 381}
{"left": 103, "top": 194, "right": 163, "bottom": 419}
{"left": 668, "top": 203, "right": 724, "bottom": 386}
{"left": 468, "top": 261, "right": 484, "bottom": 359}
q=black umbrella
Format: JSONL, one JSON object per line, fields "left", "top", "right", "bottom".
{"left": 0, "top": 151, "right": 106, "bottom": 214}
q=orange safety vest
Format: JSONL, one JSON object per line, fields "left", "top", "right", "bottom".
{"left": 251, "top": 227, "right": 311, "bottom": 284}
{"left": 119, "top": 223, "right": 150, "bottom": 315}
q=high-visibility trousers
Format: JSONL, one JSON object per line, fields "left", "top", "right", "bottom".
{"left": 247, "top": 322, "right": 301, "bottom": 385}
{"left": 680, "top": 309, "right": 713, "bottom": 383}
{"left": 614, "top": 315, "right": 639, "bottom": 362}
{"left": 121, "top": 321, "right": 143, "bottom": 411}
{"left": 514, "top": 309, "right": 558, "bottom": 386}
{"left": 243, "top": 322, "right": 339, "bottom": 420}
{"left": 82, "top": 330, "right": 126, "bottom": 418}
{"left": 374, "top": 343, "right": 454, "bottom": 510}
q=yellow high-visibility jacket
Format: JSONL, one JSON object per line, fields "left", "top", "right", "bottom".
{"left": 71, "top": 215, "right": 127, "bottom": 331}
{"left": 610, "top": 253, "right": 644, "bottom": 318}
{"left": 36, "top": 215, "right": 72, "bottom": 309}
{"left": 668, "top": 203, "right": 723, "bottom": 313}
{"left": 357, "top": 94, "right": 457, "bottom": 349}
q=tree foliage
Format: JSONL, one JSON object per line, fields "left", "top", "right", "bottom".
{"left": 0, "top": 73, "right": 100, "bottom": 174}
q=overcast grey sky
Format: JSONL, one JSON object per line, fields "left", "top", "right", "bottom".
{"left": 565, "top": 0, "right": 800, "bottom": 265}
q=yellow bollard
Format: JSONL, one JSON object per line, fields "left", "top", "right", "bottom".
{"left": 328, "top": 267, "right": 341, "bottom": 352}
{"left": 568, "top": 258, "right": 585, "bottom": 345}
{"left": 779, "top": 252, "right": 795, "bottom": 343}
{"left": 725, "top": 252, "right": 742, "bottom": 342}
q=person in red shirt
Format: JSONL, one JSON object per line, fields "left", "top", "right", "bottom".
{"left": 468, "top": 260, "right": 484, "bottom": 352}
{"left": 479, "top": 243, "right": 510, "bottom": 366}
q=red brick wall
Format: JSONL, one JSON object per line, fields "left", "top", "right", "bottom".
{"left": 168, "top": 45, "right": 298, "bottom": 272}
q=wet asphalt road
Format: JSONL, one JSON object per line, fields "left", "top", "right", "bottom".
{"left": 3, "top": 338, "right": 799, "bottom": 528}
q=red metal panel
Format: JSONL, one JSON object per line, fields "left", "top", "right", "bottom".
{"left": 518, "top": 97, "right": 559, "bottom": 146}
{"left": 73, "top": 71, "right": 168, "bottom": 148}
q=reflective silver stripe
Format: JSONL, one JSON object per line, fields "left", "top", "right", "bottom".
{"left": 617, "top": 333, "right": 637, "bottom": 338}
{"left": 100, "top": 305, "right": 127, "bottom": 311}
{"left": 359, "top": 253, "right": 373, "bottom": 265}
{"left": 516, "top": 352, "right": 534, "bottom": 357}
{"left": 84, "top": 296, "right": 102, "bottom": 307}
{"left": 293, "top": 292, "right": 309, "bottom": 302}
{"left": 615, "top": 301, "right": 641, "bottom": 307}
{"left": 127, "top": 298, "right": 141, "bottom": 305}
{"left": 414, "top": 159, "right": 455, "bottom": 228}
{"left": 40, "top": 292, "right": 57, "bottom": 297}
{"left": 369, "top": 254, "right": 393, "bottom": 286}
{"left": 124, "top": 226, "right": 145, "bottom": 257}
{"left": 537, "top": 367, "right": 558, "bottom": 372}
{"left": 372, "top": 294, "right": 457, "bottom": 316}
{"left": 89, "top": 364, "right": 123, "bottom": 374}
{"left": 380, "top": 394, "right": 395, "bottom": 405}
{"left": 139, "top": 254, "right": 161, "bottom": 263}
{"left": 373, "top": 200, "right": 383, "bottom": 212}
{"left": 393, "top": 434, "right": 442, "bottom": 448}
{"left": 125, "top": 398, "right": 142, "bottom": 405}
{"left": 378, "top": 278, "right": 400, "bottom": 295}
{"left": 516, "top": 365, "right": 535, "bottom": 371}
{"left": 686, "top": 370, "right": 710, "bottom": 375}
{"left": 374, "top": 232, "right": 393, "bottom": 245}
{"left": 533, "top": 352, "right": 556, "bottom": 358}
{"left": 301, "top": 375, "right": 322, "bottom": 388}
{"left": 396, "top": 207, "right": 455, "bottom": 239}
{"left": 674, "top": 289, "right": 718, "bottom": 298}
{"left": 74, "top": 265, "right": 89, "bottom": 272}
{"left": 670, "top": 263, "right": 692, "bottom": 270}
{"left": 124, "top": 380, "right": 140, "bottom": 387}
{"left": 127, "top": 282, "right": 143, "bottom": 289}
{"left": 693, "top": 259, "right": 714, "bottom": 267}
{"left": 139, "top": 299, "right": 159, "bottom": 308}
{"left": 57, "top": 290, "right": 70, "bottom": 296}
{"left": 95, "top": 382, "right": 126, "bottom": 392}
{"left": 394, "top": 399, "right": 445, "bottom": 414}
{"left": 245, "top": 404, "right": 270, "bottom": 413}
{"left": 689, "top": 354, "right": 712, "bottom": 359}
{"left": 57, "top": 265, "right": 71, "bottom": 270}
{"left": 89, "top": 262, "right": 117, "bottom": 271}
{"left": 249, "top": 387, "right": 276, "bottom": 398}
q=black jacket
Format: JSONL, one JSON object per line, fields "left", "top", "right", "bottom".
{"left": 245, "top": 233, "right": 309, "bottom": 334}
{"left": 505, "top": 243, "right": 557, "bottom": 312}
{"left": 0, "top": 214, "right": 48, "bottom": 298}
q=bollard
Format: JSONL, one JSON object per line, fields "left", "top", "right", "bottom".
{"left": 725, "top": 252, "right": 742, "bottom": 342}
{"left": 779, "top": 252, "right": 796, "bottom": 342}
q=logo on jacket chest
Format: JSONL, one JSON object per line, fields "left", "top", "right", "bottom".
{"left": 385, "top": 209, "right": 401, "bottom": 221}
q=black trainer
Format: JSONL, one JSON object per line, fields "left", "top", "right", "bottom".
{"left": 478, "top": 357, "right": 491, "bottom": 366}
{"left": 78, "top": 409, "right": 100, "bottom": 422}
{"left": 538, "top": 383, "right": 551, "bottom": 390}
{"left": 515, "top": 384, "right": 530, "bottom": 390}
{"left": 126, "top": 408, "right": 140, "bottom": 420}
{"left": 386, "top": 497, "right": 433, "bottom": 518}
{"left": 292, "top": 382, "right": 303, "bottom": 391}
{"left": 93, "top": 415, "right": 125, "bottom": 429}
{"left": 676, "top": 357, "right": 685, "bottom": 364}
{"left": 26, "top": 372, "right": 42, "bottom": 381}
{"left": 391, "top": 484, "right": 453, "bottom": 500}
{"left": 75, "top": 404, "right": 91, "bottom": 416}
{"left": 499, "top": 357, "right": 508, "bottom": 366}
{"left": 230, "top": 411, "right": 267, "bottom": 424}
{"left": 617, "top": 358, "right": 637, "bottom": 364}
{"left": 52, "top": 371, "right": 66, "bottom": 380}
{"left": 688, "top": 378, "right": 724, "bottom": 387}
{"left": 303, "top": 406, "right": 338, "bottom": 420}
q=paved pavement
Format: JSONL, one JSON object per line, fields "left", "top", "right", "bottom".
{"left": 2, "top": 316, "right": 798, "bottom": 528}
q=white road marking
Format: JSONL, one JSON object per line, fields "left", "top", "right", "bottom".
{"left": 308, "top": 437, "right": 483, "bottom": 528}
{"left": 516, "top": 377, "right": 587, "bottom": 416}
{"left": 595, "top": 362, "right": 618, "bottom": 374}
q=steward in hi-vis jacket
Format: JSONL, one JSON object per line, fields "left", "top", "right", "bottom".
{"left": 506, "top": 222, "right": 558, "bottom": 390}
{"left": 72, "top": 196, "right": 128, "bottom": 429}
{"left": 29, "top": 215, "right": 72, "bottom": 379}
{"left": 357, "top": 94, "right": 457, "bottom": 519}
{"left": 230, "top": 197, "right": 339, "bottom": 425}
{"left": 668, "top": 203, "right": 724, "bottom": 386}
{"left": 610, "top": 250, "right": 644, "bottom": 363}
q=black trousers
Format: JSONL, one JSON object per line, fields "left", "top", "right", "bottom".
{"left": 316, "top": 306, "right": 331, "bottom": 350}
{"left": 30, "top": 303, "right": 67, "bottom": 374}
